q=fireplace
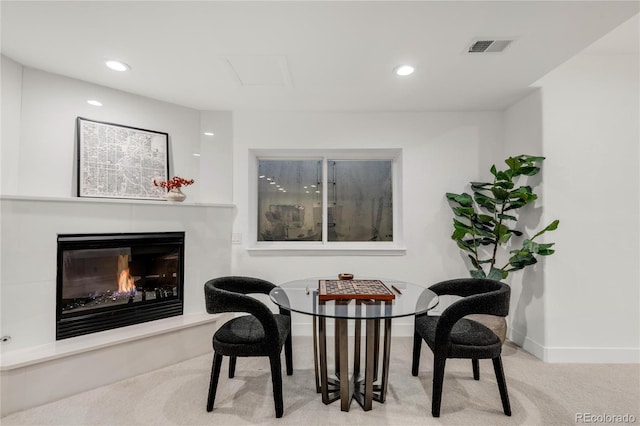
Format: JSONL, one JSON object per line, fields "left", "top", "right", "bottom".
{"left": 56, "top": 232, "right": 185, "bottom": 340}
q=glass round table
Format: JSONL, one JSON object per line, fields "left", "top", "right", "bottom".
{"left": 270, "top": 277, "right": 438, "bottom": 411}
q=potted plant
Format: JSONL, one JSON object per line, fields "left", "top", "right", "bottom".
{"left": 446, "top": 154, "right": 559, "bottom": 341}
{"left": 153, "top": 176, "right": 195, "bottom": 202}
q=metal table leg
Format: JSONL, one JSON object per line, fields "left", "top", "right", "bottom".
{"left": 313, "top": 315, "right": 320, "bottom": 393}
{"left": 337, "top": 317, "right": 350, "bottom": 411}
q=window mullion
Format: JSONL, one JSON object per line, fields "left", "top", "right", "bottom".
{"left": 321, "top": 158, "right": 328, "bottom": 244}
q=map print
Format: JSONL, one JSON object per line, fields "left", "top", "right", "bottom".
{"left": 78, "top": 119, "right": 168, "bottom": 200}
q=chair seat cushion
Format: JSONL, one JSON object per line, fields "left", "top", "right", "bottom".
{"left": 213, "top": 314, "right": 290, "bottom": 357}
{"left": 416, "top": 316, "right": 501, "bottom": 358}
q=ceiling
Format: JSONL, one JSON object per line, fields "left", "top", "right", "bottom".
{"left": 1, "top": 1, "right": 638, "bottom": 112}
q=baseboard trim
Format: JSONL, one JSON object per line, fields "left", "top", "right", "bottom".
{"left": 508, "top": 326, "right": 639, "bottom": 363}
{"left": 508, "top": 326, "right": 546, "bottom": 360}
{"left": 543, "top": 347, "right": 640, "bottom": 363}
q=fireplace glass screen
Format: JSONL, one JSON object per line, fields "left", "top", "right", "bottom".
{"left": 56, "top": 232, "right": 184, "bottom": 339}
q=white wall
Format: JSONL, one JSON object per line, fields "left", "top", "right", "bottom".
{"left": 538, "top": 53, "right": 639, "bottom": 362}
{"left": 505, "top": 52, "right": 639, "bottom": 362}
{"left": 0, "top": 58, "right": 235, "bottom": 202}
{"left": 0, "top": 57, "right": 23, "bottom": 195}
{"left": 231, "top": 111, "right": 504, "bottom": 334}
{"left": 199, "top": 111, "right": 234, "bottom": 203}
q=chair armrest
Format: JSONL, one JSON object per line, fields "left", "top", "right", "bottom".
{"left": 204, "top": 282, "right": 280, "bottom": 343}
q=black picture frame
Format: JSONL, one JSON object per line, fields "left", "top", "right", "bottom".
{"left": 76, "top": 117, "right": 169, "bottom": 200}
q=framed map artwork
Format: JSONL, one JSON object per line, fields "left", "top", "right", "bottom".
{"left": 76, "top": 117, "right": 169, "bottom": 200}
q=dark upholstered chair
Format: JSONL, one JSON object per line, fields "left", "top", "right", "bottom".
{"left": 204, "top": 276, "right": 293, "bottom": 418}
{"left": 411, "top": 278, "right": 511, "bottom": 417}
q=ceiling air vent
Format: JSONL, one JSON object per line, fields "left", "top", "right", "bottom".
{"left": 468, "top": 39, "right": 513, "bottom": 53}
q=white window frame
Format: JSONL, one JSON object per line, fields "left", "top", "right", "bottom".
{"left": 248, "top": 148, "right": 405, "bottom": 255}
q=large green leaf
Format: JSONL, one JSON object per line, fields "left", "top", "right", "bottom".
{"left": 535, "top": 242, "right": 556, "bottom": 255}
{"left": 496, "top": 223, "right": 509, "bottom": 239}
{"left": 509, "top": 186, "right": 537, "bottom": 202}
{"left": 498, "top": 232, "right": 512, "bottom": 244}
{"left": 451, "top": 228, "right": 467, "bottom": 240}
{"left": 492, "top": 187, "right": 509, "bottom": 200}
{"left": 453, "top": 218, "right": 472, "bottom": 231}
{"left": 488, "top": 267, "right": 506, "bottom": 281}
{"left": 446, "top": 192, "right": 473, "bottom": 207}
{"left": 473, "top": 226, "right": 497, "bottom": 238}
{"left": 470, "top": 182, "right": 492, "bottom": 190}
{"left": 457, "top": 238, "right": 482, "bottom": 253}
{"left": 504, "top": 199, "right": 528, "bottom": 211}
{"left": 505, "top": 157, "right": 521, "bottom": 172}
{"left": 494, "top": 180, "right": 515, "bottom": 190}
{"left": 453, "top": 206, "right": 475, "bottom": 217}
{"left": 494, "top": 169, "right": 514, "bottom": 181}
{"left": 474, "top": 193, "right": 496, "bottom": 212}
{"left": 508, "top": 251, "right": 538, "bottom": 269}
{"left": 517, "top": 166, "right": 541, "bottom": 176}
{"left": 532, "top": 219, "right": 560, "bottom": 239}
{"left": 498, "top": 213, "right": 517, "bottom": 221}
{"left": 479, "top": 237, "right": 496, "bottom": 246}
{"left": 518, "top": 155, "right": 546, "bottom": 163}
{"left": 456, "top": 240, "right": 475, "bottom": 253}
{"left": 470, "top": 269, "right": 487, "bottom": 279}
{"left": 477, "top": 214, "right": 495, "bottom": 223}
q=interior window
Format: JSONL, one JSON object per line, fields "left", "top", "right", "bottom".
{"left": 256, "top": 155, "right": 396, "bottom": 244}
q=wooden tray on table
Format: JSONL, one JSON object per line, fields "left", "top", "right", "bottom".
{"left": 318, "top": 279, "right": 396, "bottom": 301}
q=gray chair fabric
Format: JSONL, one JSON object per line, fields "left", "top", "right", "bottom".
{"left": 411, "top": 278, "right": 511, "bottom": 417}
{"left": 204, "top": 276, "right": 293, "bottom": 418}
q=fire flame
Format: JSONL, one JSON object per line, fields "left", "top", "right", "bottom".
{"left": 117, "top": 255, "right": 136, "bottom": 293}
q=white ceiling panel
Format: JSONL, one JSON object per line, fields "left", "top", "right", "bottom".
{"left": 1, "top": 1, "right": 638, "bottom": 111}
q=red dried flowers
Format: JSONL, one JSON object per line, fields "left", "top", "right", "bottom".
{"left": 153, "top": 176, "right": 195, "bottom": 190}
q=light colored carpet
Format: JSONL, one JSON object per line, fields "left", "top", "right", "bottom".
{"left": 2, "top": 337, "right": 638, "bottom": 426}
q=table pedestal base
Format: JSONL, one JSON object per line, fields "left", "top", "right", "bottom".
{"left": 313, "top": 300, "right": 392, "bottom": 411}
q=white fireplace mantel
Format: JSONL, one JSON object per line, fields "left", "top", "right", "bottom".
{"left": 0, "top": 194, "right": 234, "bottom": 208}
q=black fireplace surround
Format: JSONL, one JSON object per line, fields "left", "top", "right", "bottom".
{"left": 56, "top": 232, "right": 185, "bottom": 340}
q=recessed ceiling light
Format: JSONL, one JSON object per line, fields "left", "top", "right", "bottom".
{"left": 204, "top": 132, "right": 215, "bottom": 136}
{"left": 87, "top": 100, "right": 102, "bottom": 107}
{"left": 105, "top": 60, "right": 130, "bottom": 72}
{"left": 394, "top": 65, "right": 415, "bottom": 76}
{"left": 193, "top": 153, "right": 201, "bottom": 157}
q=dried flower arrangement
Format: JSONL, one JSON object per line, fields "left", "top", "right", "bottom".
{"left": 153, "top": 176, "right": 195, "bottom": 190}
